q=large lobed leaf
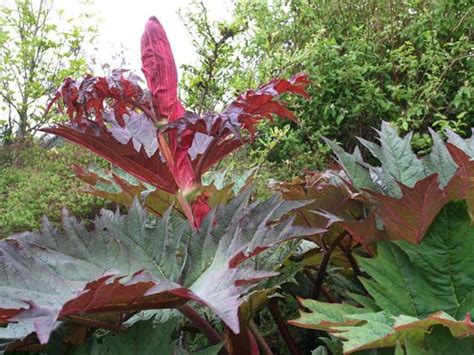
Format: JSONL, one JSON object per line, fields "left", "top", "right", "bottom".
{"left": 270, "top": 171, "right": 373, "bottom": 253}
{"left": 293, "top": 304, "right": 474, "bottom": 354}
{"left": 329, "top": 123, "right": 458, "bottom": 196}
{"left": 295, "top": 122, "right": 474, "bottom": 246}
{"left": 290, "top": 202, "right": 474, "bottom": 353}
{"left": 0, "top": 191, "right": 319, "bottom": 349}
{"left": 44, "top": 72, "right": 309, "bottom": 193}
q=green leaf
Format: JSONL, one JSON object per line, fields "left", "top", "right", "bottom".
{"left": 332, "top": 122, "right": 461, "bottom": 198}
{"left": 424, "top": 129, "right": 457, "bottom": 188}
{"left": 361, "top": 122, "right": 426, "bottom": 189}
{"left": 291, "top": 202, "right": 474, "bottom": 353}
{"left": 69, "top": 319, "right": 179, "bottom": 354}
{"left": 70, "top": 319, "right": 223, "bottom": 354}
{"left": 422, "top": 326, "right": 474, "bottom": 355}
{"left": 446, "top": 129, "right": 474, "bottom": 158}
{"left": 323, "top": 138, "right": 379, "bottom": 192}
{"left": 293, "top": 307, "right": 474, "bottom": 354}
{"left": 0, "top": 192, "right": 316, "bottom": 349}
{"left": 189, "top": 343, "right": 224, "bottom": 355}
{"left": 359, "top": 202, "right": 474, "bottom": 318}
{"left": 319, "top": 337, "right": 343, "bottom": 355}
{"left": 312, "top": 345, "right": 330, "bottom": 355}
{"left": 289, "top": 299, "right": 369, "bottom": 331}
{"left": 334, "top": 311, "right": 474, "bottom": 353}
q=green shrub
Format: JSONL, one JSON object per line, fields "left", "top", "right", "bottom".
{"left": 0, "top": 140, "right": 108, "bottom": 237}
{"left": 181, "top": 0, "right": 473, "bottom": 168}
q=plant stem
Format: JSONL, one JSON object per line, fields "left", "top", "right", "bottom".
{"left": 311, "top": 233, "right": 347, "bottom": 300}
{"left": 320, "top": 286, "right": 337, "bottom": 303}
{"left": 339, "top": 243, "right": 362, "bottom": 276}
{"left": 178, "top": 304, "right": 222, "bottom": 345}
{"left": 249, "top": 320, "right": 273, "bottom": 355}
{"left": 267, "top": 299, "right": 301, "bottom": 355}
{"left": 303, "top": 269, "right": 337, "bottom": 303}
{"left": 177, "top": 191, "right": 197, "bottom": 229}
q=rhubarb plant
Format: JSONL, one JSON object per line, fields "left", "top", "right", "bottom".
{"left": 275, "top": 124, "right": 474, "bottom": 353}
{"left": 0, "top": 16, "right": 315, "bottom": 354}
{"left": 1, "top": 11, "right": 473, "bottom": 355}
{"left": 43, "top": 16, "right": 309, "bottom": 229}
{"left": 291, "top": 202, "right": 474, "bottom": 353}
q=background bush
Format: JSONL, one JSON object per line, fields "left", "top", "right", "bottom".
{"left": 181, "top": 0, "right": 473, "bottom": 177}
{"left": 0, "top": 140, "right": 108, "bottom": 237}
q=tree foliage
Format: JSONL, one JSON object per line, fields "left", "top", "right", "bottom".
{"left": 0, "top": 141, "right": 107, "bottom": 237}
{"left": 0, "top": 0, "right": 96, "bottom": 140}
{"left": 181, "top": 0, "right": 473, "bottom": 168}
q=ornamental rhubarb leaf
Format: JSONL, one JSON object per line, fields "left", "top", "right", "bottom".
{"left": 367, "top": 174, "right": 450, "bottom": 244}
{"left": 446, "top": 129, "right": 474, "bottom": 158}
{"left": 316, "top": 123, "right": 474, "bottom": 245}
{"left": 357, "top": 122, "right": 425, "bottom": 189}
{"left": 271, "top": 171, "right": 372, "bottom": 253}
{"left": 72, "top": 164, "right": 256, "bottom": 220}
{"left": 291, "top": 202, "right": 474, "bottom": 353}
{"left": 0, "top": 192, "right": 318, "bottom": 348}
{"left": 270, "top": 172, "right": 363, "bottom": 233}
{"left": 71, "top": 164, "right": 178, "bottom": 217}
{"left": 445, "top": 143, "right": 474, "bottom": 222}
{"left": 322, "top": 140, "right": 380, "bottom": 193}
{"left": 326, "top": 122, "right": 460, "bottom": 198}
{"left": 292, "top": 305, "right": 474, "bottom": 354}
{"left": 288, "top": 299, "right": 368, "bottom": 331}
{"left": 360, "top": 202, "right": 474, "bottom": 318}
{"left": 70, "top": 319, "right": 180, "bottom": 355}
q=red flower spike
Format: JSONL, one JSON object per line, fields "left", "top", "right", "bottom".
{"left": 141, "top": 16, "right": 185, "bottom": 121}
{"left": 44, "top": 16, "right": 310, "bottom": 229}
{"left": 141, "top": 16, "right": 196, "bottom": 195}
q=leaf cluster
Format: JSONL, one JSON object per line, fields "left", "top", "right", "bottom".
{"left": 276, "top": 123, "right": 474, "bottom": 353}
{"left": 1, "top": 7, "right": 473, "bottom": 354}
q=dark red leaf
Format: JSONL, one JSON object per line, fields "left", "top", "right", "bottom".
{"left": 42, "top": 122, "right": 177, "bottom": 193}
{"left": 367, "top": 174, "right": 449, "bottom": 244}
